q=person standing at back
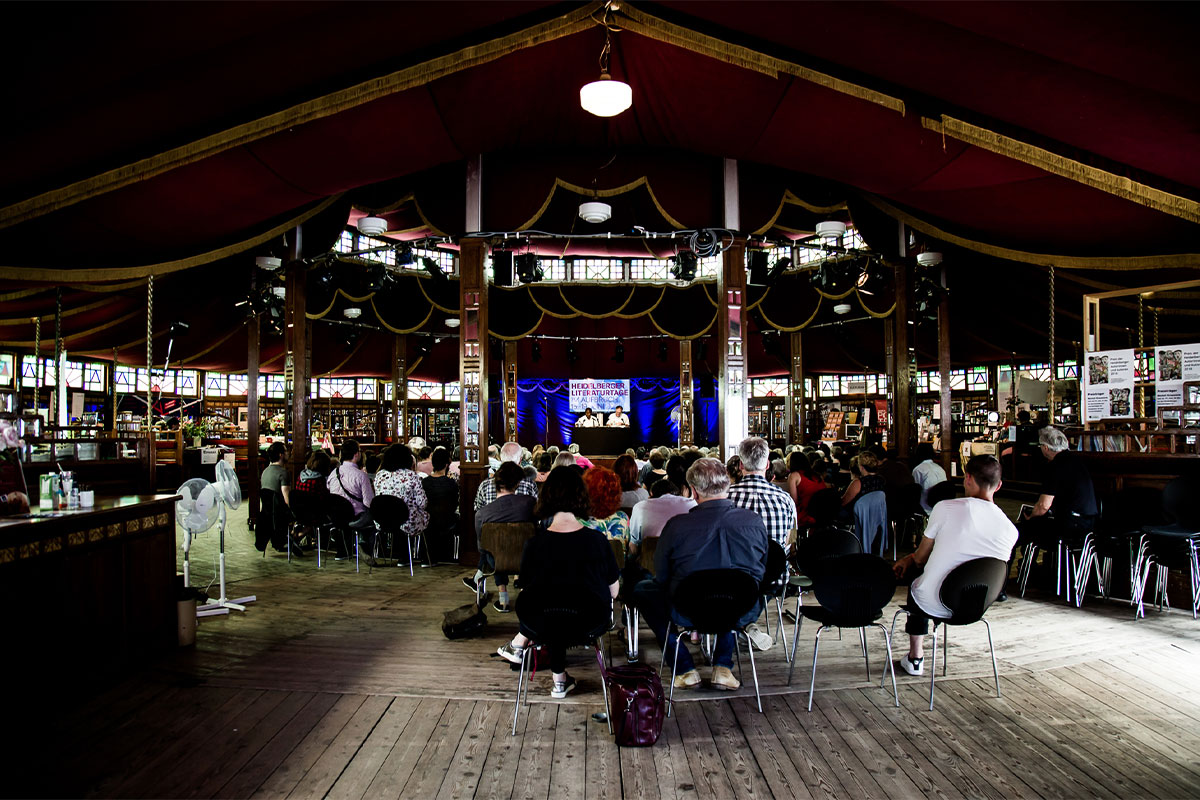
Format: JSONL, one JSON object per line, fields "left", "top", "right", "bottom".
{"left": 726, "top": 436, "right": 797, "bottom": 650}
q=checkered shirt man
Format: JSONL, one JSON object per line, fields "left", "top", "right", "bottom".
{"left": 474, "top": 474, "right": 538, "bottom": 511}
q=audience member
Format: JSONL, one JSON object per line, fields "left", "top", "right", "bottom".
{"left": 486, "top": 444, "right": 502, "bottom": 475}
{"left": 614, "top": 454, "right": 648, "bottom": 508}
{"left": 260, "top": 441, "right": 291, "bottom": 506}
{"left": 786, "top": 450, "right": 827, "bottom": 527}
{"left": 628, "top": 478, "right": 695, "bottom": 556}
{"left": 582, "top": 466, "right": 630, "bottom": 540}
{"left": 878, "top": 447, "right": 915, "bottom": 490}
{"left": 641, "top": 450, "right": 668, "bottom": 486}
{"left": 553, "top": 451, "right": 578, "bottom": 470}
{"left": 726, "top": 454, "right": 744, "bottom": 485}
{"left": 841, "top": 450, "right": 884, "bottom": 508}
{"left": 467, "top": 462, "right": 535, "bottom": 612}
{"left": 911, "top": 442, "right": 948, "bottom": 513}
{"left": 364, "top": 454, "right": 382, "bottom": 477}
{"left": 892, "top": 455, "right": 1016, "bottom": 675}
{"left": 423, "top": 446, "right": 460, "bottom": 558}
{"left": 496, "top": 466, "right": 620, "bottom": 698}
{"left": 415, "top": 446, "right": 434, "bottom": 476}
{"left": 327, "top": 439, "right": 375, "bottom": 560}
{"left": 474, "top": 441, "right": 538, "bottom": 510}
{"left": 666, "top": 455, "right": 694, "bottom": 500}
{"left": 293, "top": 450, "right": 333, "bottom": 497}
{"left": 374, "top": 444, "right": 429, "bottom": 564}
{"left": 634, "top": 458, "right": 769, "bottom": 691}
{"left": 567, "top": 443, "right": 596, "bottom": 469}
{"left": 534, "top": 452, "right": 554, "bottom": 483}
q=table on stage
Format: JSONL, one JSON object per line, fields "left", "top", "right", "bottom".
{"left": 571, "top": 427, "right": 635, "bottom": 456}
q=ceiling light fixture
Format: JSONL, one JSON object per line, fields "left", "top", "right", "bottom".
{"left": 255, "top": 256, "right": 282, "bottom": 271}
{"left": 815, "top": 221, "right": 847, "bottom": 241}
{"left": 578, "top": 201, "right": 612, "bottom": 223}
{"left": 444, "top": 317, "right": 461, "bottom": 328}
{"left": 357, "top": 216, "right": 388, "bottom": 236}
{"left": 580, "top": 27, "right": 632, "bottom": 117}
{"left": 916, "top": 251, "right": 943, "bottom": 267}
{"left": 343, "top": 307, "right": 362, "bottom": 319}
{"left": 833, "top": 303, "right": 852, "bottom": 315}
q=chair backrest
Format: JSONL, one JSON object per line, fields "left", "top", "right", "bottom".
{"left": 671, "top": 569, "right": 761, "bottom": 634}
{"left": 288, "top": 490, "right": 326, "bottom": 525}
{"left": 806, "top": 488, "right": 841, "bottom": 527}
{"left": 759, "top": 539, "right": 789, "bottom": 595}
{"left": 639, "top": 534, "right": 660, "bottom": 573}
{"left": 809, "top": 553, "right": 896, "bottom": 628}
{"left": 609, "top": 537, "right": 626, "bottom": 570}
{"left": 371, "top": 494, "right": 410, "bottom": 530}
{"left": 854, "top": 490, "right": 888, "bottom": 555}
{"left": 480, "top": 522, "right": 538, "bottom": 574}
{"left": 938, "top": 557, "right": 1007, "bottom": 625}
{"left": 926, "top": 480, "right": 958, "bottom": 509}
{"left": 1163, "top": 475, "right": 1200, "bottom": 528}
{"left": 794, "top": 528, "right": 863, "bottom": 578}
{"left": 516, "top": 590, "right": 612, "bottom": 646}
{"left": 325, "top": 493, "right": 357, "bottom": 525}
{"left": 1099, "top": 486, "right": 1166, "bottom": 537}
{"left": 887, "top": 483, "right": 924, "bottom": 520}
{"left": 1146, "top": 533, "right": 1199, "bottom": 571}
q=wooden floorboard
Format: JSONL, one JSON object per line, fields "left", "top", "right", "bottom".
{"left": 12, "top": 504, "right": 1200, "bottom": 800}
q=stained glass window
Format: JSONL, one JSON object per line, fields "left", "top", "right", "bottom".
{"left": 948, "top": 370, "right": 967, "bottom": 391}
{"left": 227, "top": 374, "right": 248, "bottom": 396}
{"left": 0, "top": 353, "right": 12, "bottom": 388}
{"left": 63, "top": 361, "right": 84, "bottom": 389}
{"left": 205, "top": 373, "right": 226, "bottom": 397}
{"left": 628, "top": 259, "right": 670, "bottom": 281}
{"left": 266, "top": 374, "right": 285, "bottom": 398}
{"left": 85, "top": 363, "right": 107, "bottom": 392}
{"left": 576, "top": 258, "right": 621, "bottom": 282}
{"left": 444, "top": 381, "right": 461, "bottom": 401}
{"left": 751, "top": 378, "right": 788, "bottom": 397}
{"left": 697, "top": 254, "right": 722, "bottom": 278}
{"left": 177, "top": 370, "right": 198, "bottom": 396}
{"left": 407, "top": 380, "right": 442, "bottom": 400}
{"left": 115, "top": 366, "right": 138, "bottom": 393}
{"left": 335, "top": 230, "right": 355, "bottom": 253}
{"left": 357, "top": 379, "right": 377, "bottom": 400}
{"left": 818, "top": 376, "right": 839, "bottom": 397}
{"left": 967, "top": 367, "right": 989, "bottom": 392}
{"left": 383, "top": 382, "right": 393, "bottom": 401}
{"left": 319, "top": 378, "right": 356, "bottom": 398}
{"left": 1057, "top": 361, "right": 1080, "bottom": 380}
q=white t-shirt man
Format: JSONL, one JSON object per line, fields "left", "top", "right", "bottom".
{"left": 606, "top": 408, "right": 629, "bottom": 427}
{"left": 910, "top": 497, "right": 1018, "bottom": 618}
{"left": 912, "top": 458, "right": 948, "bottom": 513}
{"left": 576, "top": 411, "right": 600, "bottom": 427}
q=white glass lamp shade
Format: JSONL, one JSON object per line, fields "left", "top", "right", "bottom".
{"left": 580, "top": 73, "right": 632, "bottom": 117}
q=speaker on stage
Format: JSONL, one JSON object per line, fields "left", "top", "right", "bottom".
{"left": 748, "top": 250, "right": 769, "bottom": 286}
{"left": 493, "top": 251, "right": 514, "bottom": 286}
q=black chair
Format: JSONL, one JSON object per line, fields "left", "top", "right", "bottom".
{"left": 1081, "top": 487, "right": 1165, "bottom": 606}
{"left": 888, "top": 483, "right": 926, "bottom": 556}
{"left": 371, "top": 495, "right": 420, "bottom": 575}
{"left": 805, "top": 488, "right": 842, "bottom": 530}
{"left": 758, "top": 540, "right": 792, "bottom": 658}
{"left": 888, "top": 557, "right": 1006, "bottom": 710}
{"left": 425, "top": 494, "right": 461, "bottom": 562}
{"left": 511, "top": 591, "right": 613, "bottom": 735}
{"left": 925, "top": 480, "right": 958, "bottom": 510}
{"left": 256, "top": 488, "right": 292, "bottom": 556}
{"left": 787, "top": 528, "right": 864, "bottom": 664}
{"left": 1134, "top": 476, "right": 1200, "bottom": 618}
{"left": 324, "top": 494, "right": 363, "bottom": 571}
{"left": 479, "top": 522, "right": 538, "bottom": 605}
{"left": 622, "top": 534, "right": 661, "bottom": 662}
{"left": 289, "top": 491, "right": 333, "bottom": 567}
{"left": 664, "top": 569, "right": 765, "bottom": 715}
{"left": 786, "top": 553, "right": 899, "bottom": 711}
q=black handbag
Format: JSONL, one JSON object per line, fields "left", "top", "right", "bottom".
{"left": 441, "top": 601, "right": 488, "bottom": 640}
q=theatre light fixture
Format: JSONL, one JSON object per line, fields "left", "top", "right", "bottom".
{"left": 357, "top": 216, "right": 388, "bottom": 236}
{"left": 516, "top": 253, "right": 543, "bottom": 283}
{"left": 578, "top": 201, "right": 612, "bottom": 223}
{"left": 670, "top": 251, "right": 698, "bottom": 282}
{"left": 916, "top": 251, "right": 943, "bottom": 268}
{"left": 580, "top": 27, "right": 632, "bottom": 117}
{"left": 816, "top": 220, "right": 846, "bottom": 241}
{"left": 255, "top": 256, "right": 282, "bottom": 271}
{"left": 343, "top": 307, "right": 362, "bottom": 319}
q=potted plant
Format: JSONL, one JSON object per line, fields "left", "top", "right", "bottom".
{"left": 181, "top": 420, "right": 207, "bottom": 447}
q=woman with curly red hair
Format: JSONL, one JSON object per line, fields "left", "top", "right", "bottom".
{"left": 581, "top": 466, "right": 630, "bottom": 541}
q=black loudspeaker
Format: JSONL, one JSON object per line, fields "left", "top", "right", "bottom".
{"left": 748, "top": 250, "right": 769, "bottom": 286}
{"left": 493, "top": 251, "right": 514, "bottom": 286}
{"left": 698, "top": 378, "right": 716, "bottom": 399}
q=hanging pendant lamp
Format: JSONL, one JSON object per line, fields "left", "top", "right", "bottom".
{"left": 580, "top": 27, "right": 631, "bottom": 118}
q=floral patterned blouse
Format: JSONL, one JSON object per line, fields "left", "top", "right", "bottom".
{"left": 581, "top": 511, "right": 630, "bottom": 542}
{"left": 373, "top": 468, "right": 429, "bottom": 534}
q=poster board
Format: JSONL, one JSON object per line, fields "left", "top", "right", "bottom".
{"left": 1082, "top": 348, "right": 1135, "bottom": 422}
{"left": 568, "top": 379, "right": 630, "bottom": 413}
{"left": 1154, "top": 343, "right": 1200, "bottom": 408}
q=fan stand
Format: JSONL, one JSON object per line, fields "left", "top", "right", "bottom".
{"left": 197, "top": 503, "right": 257, "bottom": 617}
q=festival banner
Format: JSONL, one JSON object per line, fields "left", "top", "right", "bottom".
{"left": 568, "top": 379, "right": 630, "bottom": 413}
{"left": 1154, "top": 343, "right": 1200, "bottom": 408}
{"left": 1083, "top": 348, "right": 1135, "bottom": 421}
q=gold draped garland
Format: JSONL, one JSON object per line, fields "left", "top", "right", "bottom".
{"left": 369, "top": 296, "right": 434, "bottom": 334}
{"left": 352, "top": 194, "right": 449, "bottom": 238}
{"left": 0, "top": 309, "right": 141, "bottom": 348}
{"left": 0, "top": 298, "right": 113, "bottom": 326}
{"left": 863, "top": 194, "right": 1200, "bottom": 271}
{"left": 556, "top": 285, "right": 635, "bottom": 319}
{"left": 0, "top": 194, "right": 346, "bottom": 282}
{"left": 418, "top": 278, "right": 458, "bottom": 314}
{"left": 516, "top": 176, "right": 689, "bottom": 231}
{"left": 758, "top": 297, "right": 824, "bottom": 333}
{"left": 751, "top": 191, "right": 848, "bottom": 236}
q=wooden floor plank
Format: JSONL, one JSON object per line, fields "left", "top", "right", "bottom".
{"left": 585, "top": 702, "right": 623, "bottom": 800}
{"left": 700, "top": 701, "right": 773, "bottom": 800}
{"left": 434, "top": 700, "right": 507, "bottom": 800}
{"left": 547, "top": 703, "right": 587, "bottom": 799}
{"left": 397, "top": 700, "right": 478, "bottom": 800}
{"left": 672, "top": 701, "right": 738, "bottom": 800}
{"left": 751, "top": 695, "right": 846, "bottom": 800}
{"left": 326, "top": 696, "right": 423, "bottom": 800}
{"left": 473, "top": 697, "right": 530, "bottom": 800}
{"left": 250, "top": 694, "right": 367, "bottom": 799}
{"left": 618, "top": 732, "right": 662, "bottom": 800}
{"left": 781, "top": 692, "right": 887, "bottom": 800}
{"left": 362, "top": 698, "right": 450, "bottom": 798}
{"left": 286, "top": 693, "right": 393, "bottom": 800}
{"left": 509, "top": 702, "right": 557, "bottom": 800}
{"left": 813, "top": 692, "right": 927, "bottom": 800}
{"left": 727, "top": 699, "right": 816, "bottom": 800}
{"left": 651, "top": 708, "right": 701, "bottom": 800}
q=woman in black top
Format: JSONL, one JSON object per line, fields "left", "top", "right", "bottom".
{"left": 495, "top": 466, "right": 620, "bottom": 698}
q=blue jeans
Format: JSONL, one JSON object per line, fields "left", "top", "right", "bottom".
{"left": 631, "top": 578, "right": 762, "bottom": 672}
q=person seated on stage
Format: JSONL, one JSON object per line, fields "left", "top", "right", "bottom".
{"left": 374, "top": 444, "right": 430, "bottom": 561}
{"left": 892, "top": 455, "right": 1017, "bottom": 675}
{"left": 912, "top": 442, "right": 948, "bottom": 513}
{"left": 534, "top": 452, "right": 555, "bottom": 484}
{"left": 581, "top": 466, "right": 630, "bottom": 541}
{"left": 1013, "top": 426, "right": 1098, "bottom": 587}
{"left": 614, "top": 454, "right": 648, "bottom": 509}
{"left": 474, "top": 441, "right": 538, "bottom": 511}
{"left": 466, "top": 462, "right": 535, "bottom": 613}
{"left": 605, "top": 405, "right": 630, "bottom": 427}
{"left": 632, "top": 457, "right": 769, "bottom": 691}
{"left": 495, "top": 466, "right": 621, "bottom": 698}
{"left": 639, "top": 449, "right": 668, "bottom": 486}
{"left": 575, "top": 407, "right": 601, "bottom": 428}
{"left": 327, "top": 439, "right": 375, "bottom": 560}
{"left": 628, "top": 478, "right": 695, "bottom": 558}
{"left": 567, "top": 443, "right": 595, "bottom": 470}
{"left": 841, "top": 450, "right": 884, "bottom": 509}
{"left": 786, "top": 450, "right": 827, "bottom": 527}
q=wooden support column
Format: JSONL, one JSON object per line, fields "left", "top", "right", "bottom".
{"left": 787, "top": 332, "right": 804, "bottom": 445}
{"left": 504, "top": 340, "right": 518, "bottom": 444}
{"left": 458, "top": 238, "right": 489, "bottom": 563}
{"left": 110, "top": 347, "right": 119, "bottom": 433}
{"left": 938, "top": 264, "right": 953, "bottom": 472}
{"left": 285, "top": 228, "right": 309, "bottom": 481}
{"left": 247, "top": 314, "right": 260, "bottom": 529}
{"left": 679, "top": 339, "right": 694, "bottom": 448}
{"left": 891, "top": 257, "right": 914, "bottom": 459}
{"left": 718, "top": 238, "right": 748, "bottom": 457}
{"left": 391, "top": 335, "right": 406, "bottom": 443}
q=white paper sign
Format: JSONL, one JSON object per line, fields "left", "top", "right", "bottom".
{"left": 1154, "top": 343, "right": 1200, "bottom": 408}
{"left": 568, "top": 379, "right": 630, "bottom": 413}
{"left": 1083, "top": 348, "right": 1135, "bottom": 421}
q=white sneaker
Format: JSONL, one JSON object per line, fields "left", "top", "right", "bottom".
{"left": 898, "top": 654, "right": 924, "bottom": 676}
{"left": 745, "top": 623, "right": 774, "bottom": 651}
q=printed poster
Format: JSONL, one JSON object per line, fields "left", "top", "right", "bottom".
{"left": 568, "top": 379, "right": 630, "bottom": 413}
{"left": 1155, "top": 343, "right": 1200, "bottom": 408}
{"left": 1083, "top": 348, "right": 1135, "bottom": 422}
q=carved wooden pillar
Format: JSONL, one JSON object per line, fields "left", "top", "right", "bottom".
{"left": 718, "top": 239, "right": 748, "bottom": 456}
{"left": 787, "top": 332, "right": 804, "bottom": 445}
{"left": 938, "top": 264, "right": 952, "bottom": 471}
{"left": 247, "top": 314, "right": 260, "bottom": 528}
{"left": 891, "top": 258, "right": 914, "bottom": 459}
{"left": 503, "top": 340, "right": 518, "bottom": 444}
{"left": 285, "top": 228, "right": 310, "bottom": 480}
{"left": 458, "top": 238, "right": 489, "bottom": 562}
{"left": 679, "top": 339, "right": 694, "bottom": 447}
{"left": 392, "top": 335, "right": 406, "bottom": 443}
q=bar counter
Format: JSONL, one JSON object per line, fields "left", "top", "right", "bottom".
{"left": 0, "top": 494, "right": 180, "bottom": 679}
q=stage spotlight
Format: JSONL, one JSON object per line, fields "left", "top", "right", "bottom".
{"left": 658, "top": 339, "right": 669, "bottom": 362}
{"left": 670, "top": 252, "right": 698, "bottom": 282}
{"left": 768, "top": 256, "right": 792, "bottom": 285}
{"left": 366, "top": 262, "right": 389, "bottom": 293}
{"left": 414, "top": 338, "right": 432, "bottom": 359}
{"left": 395, "top": 246, "right": 416, "bottom": 267}
{"left": 532, "top": 338, "right": 542, "bottom": 363}
{"left": 343, "top": 329, "right": 362, "bottom": 352}
{"left": 612, "top": 342, "right": 625, "bottom": 363}
{"left": 855, "top": 259, "right": 888, "bottom": 296}
{"left": 913, "top": 277, "right": 944, "bottom": 323}
{"left": 311, "top": 265, "right": 336, "bottom": 292}
{"left": 421, "top": 256, "right": 447, "bottom": 284}
{"left": 567, "top": 338, "right": 579, "bottom": 363}
{"left": 169, "top": 321, "right": 190, "bottom": 338}
{"left": 811, "top": 260, "right": 854, "bottom": 293}
{"left": 516, "top": 253, "right": 543, "bottom": 283}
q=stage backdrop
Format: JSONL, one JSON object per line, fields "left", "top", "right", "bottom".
{"left": 568, "top": 379, "right": 630, "bottom": 413}
{"left": 508, "top": 378, "right": 718, "bottom": 449}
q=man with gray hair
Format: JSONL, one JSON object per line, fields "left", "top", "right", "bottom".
{"left": 473, "top": 442, "right": 538, "bottom": 511}
{"left": 727, "top": 437, "right": 797, "bottom": 617}
{"left": 1013, "top": 426, "right": 1098, "bottom": 591}
{"left": 632, "top": 457, "right": 769, "bottom": 691}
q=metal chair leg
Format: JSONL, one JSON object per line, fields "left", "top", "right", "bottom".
{"left": 595, "top": 643, "right": 613, "bottom": 734}
{"left": 512, "top": 644, "right": 531, "bottom": 735}
{"left": 667, "top": 629, "right": 684, "bottom": 717}
{"left": 883, "top": 608, "right": 906, "bottom": 688}
{"left": 776, "top": 596, "right": 790, "bottom": 662}
{"left": 929, "top": 624, "right": 939, "bottom": 711}
{"left": 406, "top": 534, "right": 415, "bottom": 576}
{"left": 786, "top": 615, "right": 804, "bottom": 686}
{"left": 859, "top": 627, "right": 871, "bottom": 681}
{"left": 875, "top": 622, "right": 899, "bottom": 708}
{"left": 742, "top": 630, "right": 763, "bottom": 713}
{"left": 807, "top": 626, "right": 825, "bottom": 711}
{"left": 983, "top": 618, "right": 1000, "bottom": 698}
